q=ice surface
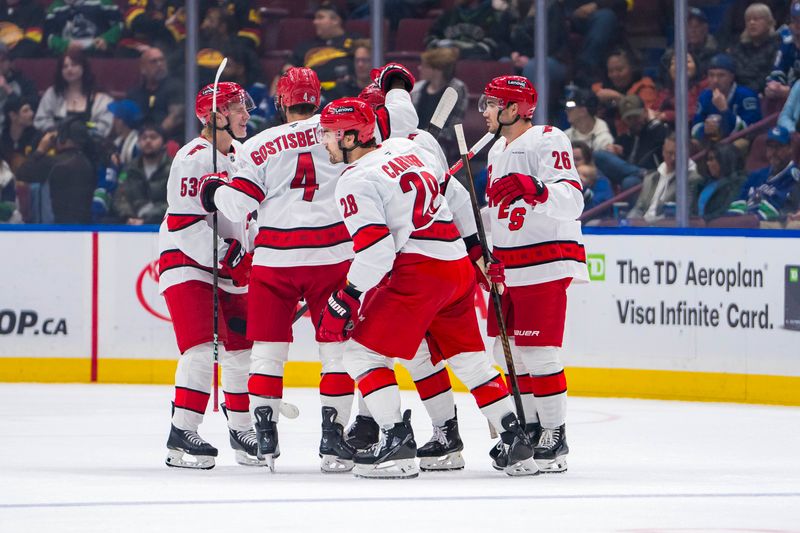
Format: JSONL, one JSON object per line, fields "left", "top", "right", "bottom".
{"left": 1, "top": 384, "right": 799, "bottom": 532}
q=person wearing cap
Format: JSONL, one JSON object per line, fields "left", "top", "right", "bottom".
{"left": 564, "top": 87, "right": 614, "bottom": 152}
{"left": 287, "top": 4, "right": 360, "bottom": 102}
{"left": 594, "top": 94, "right": 670, "bottom": 190}
{"left": 728, "top": 3, "right": 780, "bottom": 94}
{"left": 113, "top": 122, "right": 171, "bottom": 225}
{"left": 766, "top": 1, "right": 800, "bottom": 100}
{"left": 108, "top": 99, "right": 141, "bottom": 167}
{"left": 686, "top": 7, "right": 719, "bottom": 76}
{"left": 692, "top": 53, "right": 762, "bottom": 142}
{"left": 727, "top": 125, "right": 800, "bottom": 220}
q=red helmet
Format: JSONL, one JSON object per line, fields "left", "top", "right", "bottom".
{"left": 320, "top": 97, "right": 375, "bottom": 144}
{"left": 195, "top": 81, "right": 255, "bottom": 125}
{"left": 358, "top": 83, "right": 385, "bottom": 109}
{"left": 275, "top": 67, "right": 321, "bottom": 110}
{"left": 480, "top": 75, "right": 537, "bottom": 119}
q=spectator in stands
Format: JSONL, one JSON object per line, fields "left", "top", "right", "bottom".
{"left": 727, "top": 125, "right": 800, "bottom": 220}
{"left": 425, "top": 0, "right": 515, "bottom": 60}
{"left": 0, "top": 43, "right": 36, "bottom": 132}
{"left": 778, "top": 78, "right": 800, "bottom": 131}
{"left": 411, "top": 46, "right": 467, "bottom": 162}
{"left": 118, "top": 0, "right": 185, "bottom": 56}
{"left": 126, "top": 46, "right": 182, "bottom": 141}
{"left": 565, "top": 0, "right": 624, "bottom": 85}
{"left": 327, "top": 38, "right": 373, "bottom": 97}
{"left": 693, "top": 143, "right": 747, "bottom": 222}
{"left": 728, "top": 3, "right": 780, "bottom": 94}
{"left": 194, "top": 6, "right": 248, "bottom": 86}
{"left": 113, "top": 122, "right": 170, "bottom": 225}
{"left": 1, "top": 94, "right": 38, "bottom": 222}
{"left": 684, "top": 7, "right": 719, "bottom": 76}
{"left": 592, "top": 47, "right": 658, "bottom": 136}
{"left": 0, "top": 0, "right": 45, "bottom": 58}
{"left": 510, "top": 1, "right": 568, "bottom": 112}
{"left": 572, "top": 140, "right": 612, "bottom": 213}
{"left": 201, "top": 0, "right": 263, "bottom": 50}
{"left": 654, "top": 51, "right": 708, "bottom": 128}
{"left": 564, "top": 86, "right": 614, "bottom": 152}
{"left": 17, "top": 116, "right": 95, "bottom": 224}
{"left": 34, "top": 49, "right": 113, "bottom": 138}
{"left": 44, "top": 0, "right": 123, "bottom": 56}
{"left": 108, "top": 99, "right": 141, "bottom": 168}
{"left": 765, "top": 1, "right": 800, "bottom": 102}
{"left": 288, "top": 4, "right": 359, "bottom": 102}
{"left": 692, "top": 53, "right": 762, "bottom": 145}
{"left": 718, "top": 0, "right": 789, "bottom": 50}
{"left": 221, "top": 43, "right": 270, "bottom": 135}
{"left": 628, "top": 134, "right": 702, "bottom": 222}
{"left": 347, "top": 0, "right": 435, "bottom": 30}
{"left": 595, "top": 94, "right": 669, "bottom": 189}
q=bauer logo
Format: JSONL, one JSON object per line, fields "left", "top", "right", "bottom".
{"left": 587, "top": 254, "right": 605, "bottom": 281}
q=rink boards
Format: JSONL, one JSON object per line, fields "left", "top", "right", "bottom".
{"left": 1, "top": 225, "right": 799, "bottom": 405}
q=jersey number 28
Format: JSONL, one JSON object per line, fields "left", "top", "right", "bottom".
{"left": 400, "top": 170, "right": 440, "bottom": 228}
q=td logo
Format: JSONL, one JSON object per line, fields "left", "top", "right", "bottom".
{"left": 587, "top": 254, "right": 605, "bottom": 281}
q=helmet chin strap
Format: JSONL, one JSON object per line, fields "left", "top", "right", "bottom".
{"left": 493, "top": 106, "right": 520, "bottom": 141}
{"left": 215, "top": 112, "right": 245, "bottom": 142}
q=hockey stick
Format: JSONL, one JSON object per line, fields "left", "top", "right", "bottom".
{"left": 210, "top": 57, "right": 228, "bottom": 413}
{"left": 427, "top": 86, "right": 458, "bottom": 138}
{"left": 448, "top": 132, "right": 494, "bottom": 176}
{"left": 454, "top": 123, "right": 526, "bottom": 424}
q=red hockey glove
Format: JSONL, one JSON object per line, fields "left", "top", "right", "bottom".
{"left": 317, "top": 284, "right": 362, "bottom": 342}
{"left": 467, "top": 241, "right": 505, "bottom": 294}
{"left": 198, "top": 172, "right": 229, "bottom": 212}
{"left": 487, "top": 173, "right": 548, "bottom": 210}
{"left": 371, "top": 62, "right": 415, "bottom": 93}
{"left": 220, "top": 238, "right": 252, "bottom": 287}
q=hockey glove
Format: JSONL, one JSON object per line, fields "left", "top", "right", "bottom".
{"left": 372, "top": 62, "right": 415, "bottom": 93}
{"left": 487, "top": 173, "right": 549, "bottom": 210}
{"left": 467, "top": 241, "right": 505, "bottom": 294}
{"left": 198, "top": 172, "right": 229, "bottom": 212}
{"left": 317, "top": 284, "right": 362, "bottom": 342}
{"left": 220, "top": 238, "right": 252, "bottom": 287}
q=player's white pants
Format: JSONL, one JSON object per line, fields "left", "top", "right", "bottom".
{"left": 447, "top": 350, "right": 515, "bottom": 432}
{"left": 319, "top": 342, "right": 354, "bottom": 427}
{"left": 221, "top": 349, "right": 252, "bottom": 431}
{"left": 249, "top": 341, "right": 289, "bottom": 424}
{"left": 343, "top": 341, "right": 401, "bottom": 428}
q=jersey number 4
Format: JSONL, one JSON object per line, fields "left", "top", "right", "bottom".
{"left": 290, "top": 152, "right": 319, "bottom": 201}
{"left": 400, "top": 171, "right": 440, "bottom": 228}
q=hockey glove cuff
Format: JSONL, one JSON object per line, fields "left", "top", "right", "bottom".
{"left": 198, "top": 172, "right": 229, "bottom": 212}
{"left": 372, "top": 62, "right": 415, "bottom": 93}
{"left": 220, "top": 238, "right": 252, "bottom": 287}
{"left": 317, "top": 284, "right": 362, "bottom": 343}
{"left": 488, "top": 173, "right": 548, "bottom": 210}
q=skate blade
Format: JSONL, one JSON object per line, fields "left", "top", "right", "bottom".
{"left": 535, "top": 456, "right": 568, "bottom": 473}
{"left": 353, "top": 458, "right": 419, "bottom": 479}
{"left": 320, "top": 454, "right": 354, "bottom": 473}
{"left": 279, "top": 401, "right": 299, "bottom": 419}
{"left": 419, "top": 452, "right": 465, "bottom": 472}
{"left": 234, "top": 449, "right": 270, "bottom": 467}
{"left": 165, "top": 449, "right": 215, "bottom": 470}
{"left": 504, "top": 457, "right": 540, "bottom": 477}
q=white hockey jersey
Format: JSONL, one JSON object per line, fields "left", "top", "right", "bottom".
{"left": 214, "top": 114, "right": 353, "bottom": 267}
{"left": 374, "top": 88, "right": 419, "bottom": 143}
{"left": 158, "top": 137, "right": 255, "bottom": 294}
{"left": 486, "top": 125, "right": 589, "bottom": 286}
{"left": 335, "top": 137, "right": 466, "bottom": 293}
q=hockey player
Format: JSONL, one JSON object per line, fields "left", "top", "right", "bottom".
{"left": 354, "top": 77, "right": 501, "bottom": 472}
{"left": 197, "top": 67, "right": 356, "bottom": 473}
{"left": 480, "top": 76, "right": 589, "bottom": 472}
{"left": 159, "top": 81, "right": 262, "bottom": 469}
{"left": 317, "top": 97, "right": 538, "bottom": 479}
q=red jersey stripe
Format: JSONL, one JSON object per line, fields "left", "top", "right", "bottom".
{"left": 166, "top": 213, "right": 205, "bottom": 232}
{"left": 230, "top": 177, "right": 266, "bottom": 203}
{"left": 555, "top": 178, "right": 584, "bottom": 192}
{"left": 409, "top": 220, "right": 460, "bottom": 242}
{"left": 255, "top": 222, "right": 351, "bottom": 250}
{"left": 174, "top": 386, "right": 210, "bottom": 414}
{"left": 222, "top": 391, "right": 249, "bottom": 412}
{"left": 357, "top": 367, "right": 397, "bottom": 397}
{"left": 493, "top": 240, "right": 586, "bottom": 269}
{"left": 414, "top": 368, "right": 452, "bottom": 401}
{"left": 531, "top": 370, "right": 567, "bottom": 397}
{"left": 470, "top": 374, "right": 508, "bottom": 408}
{"left": 248, "top": 373, "right": 283, "bottom": 398}
{"left": 320, "top": 372, "right": 355, "bottom": 397}
{"left": 352, "top": 224, "right": 390, "bottom": 253}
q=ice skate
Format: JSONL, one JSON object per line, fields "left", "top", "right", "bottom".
{"left": 417, "top": 409, "right": 465, "bottom": 471}
{"left": 253, "top": 405, "right": 280, "bottom": 472}
{"left": 534, "top": 424, "right": 569, "bottom": 473}
{"left": 490, "top": 421, "right": 541, "bottom": 471}
{"left": 319, "top": 406, "right": 356, "bottom": 473}
{"left": 353, "top": 410, "right": 419, "bottom": 479}
{"left": 220, "top": 403, "right": 269, "bottom": 467}
{"left": 498, "top": 413, "right": 539, "bottom": 477}
{"left": 345, "top": 414, "right": 380, "bottom": 451}
{"left": 165, "top": 424, "right": 218, "bottom": 470}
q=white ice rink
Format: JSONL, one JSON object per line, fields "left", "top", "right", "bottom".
{"left": 1, "top": 384, "right": 799, "bottom": 533}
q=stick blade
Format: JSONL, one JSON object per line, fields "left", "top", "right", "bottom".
{"left": 454, "top": 123, "right": 468, "bottom": 155}
{"left": 429, "top": 87, "right": 459, "bottom": 130}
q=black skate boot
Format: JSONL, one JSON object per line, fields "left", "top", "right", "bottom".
{"left": 353, "top": 410, "right": 419, "bottom": 479}
{"left": 417, "top": 408, "right": 465, "bottom": 472}
{"left": 319, "top": 406, "right": 356, "bottom": 473}
{"left": 345, "top": 414, "right": 380, "bottom": 451}
{"left": 499, "top": 413, "right": 539, "bottom": 477}
{"left": 253, "top": 405, "right": 280, "bottom": 472}
{"left": 165, "top": 424, "right": 218, "bottom": 470}
{"left": 534, "top": 424, "right": 569, "bottom": 473}
{"left": 220, "top": 403, "right": 268, "bottom": 467}
{"left": 489, "top": 421, "right": 541, "bottom": 471}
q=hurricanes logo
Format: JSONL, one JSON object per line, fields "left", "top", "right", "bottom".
{"left": 136, "top": 260, "right": 171, "bottom": 322}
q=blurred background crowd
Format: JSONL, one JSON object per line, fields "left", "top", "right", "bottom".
{"left": 1, "top": 0, "right": 800, "bottom": 229}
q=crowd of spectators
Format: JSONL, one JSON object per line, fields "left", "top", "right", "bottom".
{"left": 2, "top": 0, "right": 800, "bottom": 229}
